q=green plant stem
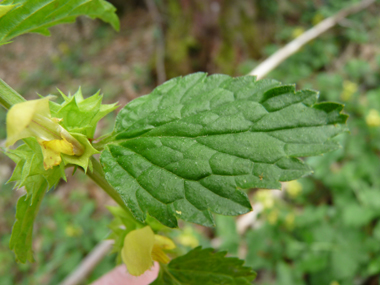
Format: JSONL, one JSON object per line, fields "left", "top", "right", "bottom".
{"left": 92, "top": 133, "right": 117, "bottom": 151}
{"left": 0, "top": 78, "right": 26, "bottom": 110}
{"left": 87, "top": 157, "right": 144, "bottom": 226}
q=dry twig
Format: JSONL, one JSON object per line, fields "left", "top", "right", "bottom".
{"left": 59, "top": 240, "right": 114, "bottom": 285}
{"left": 144, "top": 0, "right": 166, "bottom": 85}
{"left": 249, "top": 0, "right": 376, "bottom": 79}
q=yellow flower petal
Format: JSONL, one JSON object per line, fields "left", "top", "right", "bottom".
{"left": 6, "top": 98, "right": 51, "bottom": 147}
{"left": 42, "top": 137, "right": 75, "bottom": 156}
{"left": 40, "top": 144, "right": 62, "bottom": 170}
{"left": 151, "top": 244, "right": 170, "bottom": 264}
{"left": 122, "top": 226, "right": 155, "bottom": 276}
{"left": 366, "top": 109, "right": 380, "bottom": 127}
{"left": 154, "top": 235, "right": 176, "bottom": 250}
{"left": 151, "top": 235, "right": 175, "bottom": 264}
{"left": 286, "top": 180, "right": 303, "bottom": 198}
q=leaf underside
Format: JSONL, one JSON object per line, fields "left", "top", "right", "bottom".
{"left": 0, "top": 0, "right": 119, "bottom": 45}
{"left": 150, "top": 247, "right": 257, "bottom": 285}
{"left": 101, "top": 73, "right": 348, "bottom": 228}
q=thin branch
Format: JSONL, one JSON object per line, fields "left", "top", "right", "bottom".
{"left": 145, "top": 0, "right": 166, "bottom": 85}
{"left": 249, "top": 0, "right": 376, "bottom": 79}
{"left": 59, "top": 240, "right": 114, "bottom": 285}
{"left": 0, "top": 78, "right": 26, "bottom": 110}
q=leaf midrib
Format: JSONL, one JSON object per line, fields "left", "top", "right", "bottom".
{"left": 107, "top": 144, "right": 251, "bottom": 209}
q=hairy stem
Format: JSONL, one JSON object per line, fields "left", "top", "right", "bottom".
{"left": 87, "top": 157, "right": 143, "bottom": 225}
{"left": 92, "top": 133, "right": 117, "bottom": 151}
{"left": 0, "top": 78, "right": 26, "bottom": 110}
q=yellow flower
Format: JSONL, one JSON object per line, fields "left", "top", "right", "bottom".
{"left": 340, "top": 80, "right": 358, "bottom": 101}
{"left": 292, "top": 27, "right": 305, "bottom": 39}
{"left": 285, "top": 213, "right": 295, "bottom": 230}
{"left": 366, "top": 109, "right": 380, "bottom": 127}
{"left": 121, "top": 226, "right": 175, "bottom": 276}
{"left": 6, "top": 98, "right": 84, "bottom": 170}
{"left": 177, "top": 226, "right": 199, "bottom": 248}
{"left": 312, "top": 13, "right": 324, "bottom": 25}
{"left": 267, "top": 210, "right": 278, "bottom": 225}
{"left": 286, "top": 180, "right": 303, "bottom": 198}
{"left": 256, "top": 190, "right": 274, "bottom": 209}
{"left": 65, "top": 224, "right": 83, "bottom": 237}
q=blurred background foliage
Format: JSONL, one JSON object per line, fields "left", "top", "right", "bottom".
{"left": 1, "top": 0, "right": 380, "bottom": 284}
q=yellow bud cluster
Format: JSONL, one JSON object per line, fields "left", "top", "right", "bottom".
{"left": 267, "top": 210, "right": 278, "bottom": 225}
{"left": 366, "top": 109, "right": 380, "bottom": 127}
{"left": 312, "top": 13, "right": 324, "bottom": 25}
{"left": 285, "top": 180, "right": 303, "bottom": 198}
{"left": 256, "top": 190, "right": 275, "bottom": 209}
{"left": 340, "top": 80, "right": 358, "bottom": 102}
{"left": 292, "top": 27, "right": 305, "bottom": 39}
{"left": 177, "top": 226, "right": 199, "bottom": 248}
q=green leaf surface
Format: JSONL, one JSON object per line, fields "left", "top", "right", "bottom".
{"left": 0, "top": 0, "right": 119, "bottom": 45}
{"left": 150, "top": 247, "right": 256, "bottom": 285}
{"left": 9, "top": 176, "right": 47, "bottom": 263}
{"left": 101, "top": 73, "right": 348, "bottom": 227}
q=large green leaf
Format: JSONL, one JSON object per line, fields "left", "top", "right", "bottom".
{"left": 0, "top": 0, "right": 119, "bottom": 45}
{"left": 101, "top": 73, "right": 348, "bottom": 227}
{"left": 150, "top": 247, "right": 256, "bottom": 285}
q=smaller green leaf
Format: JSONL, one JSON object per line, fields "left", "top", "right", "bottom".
{"left": 9, "top": 176, "right": 47, "bottom": 263}
{"left": 0, "top": 0, "right": 119, "bottom": 45}
{"left": 151, "top": 247, "right": 256, "bottom": 285}
{"left": 0, "top": 3, "right": 16, "bottom": 19}
{"left": 6, "top": 138, "right": 64, "bottom": 190}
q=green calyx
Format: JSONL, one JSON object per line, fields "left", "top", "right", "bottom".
{"left": 50, "top": 88, "right": 118, "bottom": 139}
{"left": 5, "top": 90, "right": 118, "bottom": 263}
